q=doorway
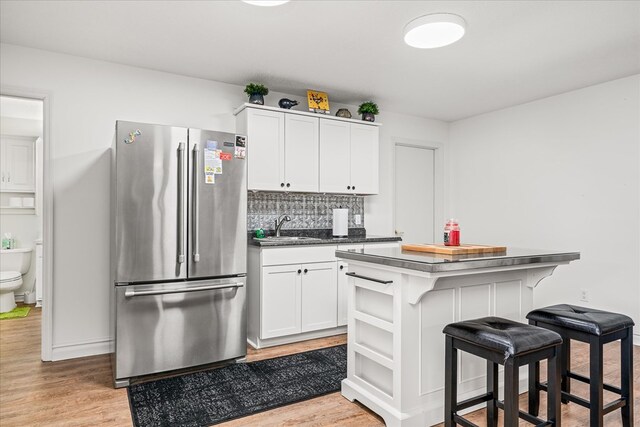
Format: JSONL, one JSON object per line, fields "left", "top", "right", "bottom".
{"left": 0, "top": 89, "right": 53, "bottom": 361}
{"left": 394, "top": 142, "right": 440, "bottom": 245}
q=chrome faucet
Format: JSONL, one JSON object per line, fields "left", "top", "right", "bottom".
{"left": 275, "top": 214, "right": 292, "bottom": 237}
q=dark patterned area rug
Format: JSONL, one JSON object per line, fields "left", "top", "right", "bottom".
{"left": 127, "top": 344, "right": 347, "bottom": 427}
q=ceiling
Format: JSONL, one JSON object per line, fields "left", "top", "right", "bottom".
{"left": 1, "top": 1, "right": 639, "bottom": 121}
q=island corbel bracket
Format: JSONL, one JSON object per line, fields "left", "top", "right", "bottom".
{"left": 408, "top": 275, "right": 440, "bottom": 305}
{"left": 525, "top": 265, "right": 559, "bottom": 289}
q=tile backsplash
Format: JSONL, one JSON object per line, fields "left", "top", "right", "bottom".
{"left": 248, "top": 192, "right": 364, "bottom": 230}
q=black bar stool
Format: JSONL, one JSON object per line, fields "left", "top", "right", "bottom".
{"left": 527, "top": 304, "right": 634, "bottom": 427}
{"left": 443, "top": 317, "right": 563, "bottom": 427}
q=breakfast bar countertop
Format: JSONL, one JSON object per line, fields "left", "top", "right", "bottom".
{"left": 335, "top": 246, "right": 580, "bottom": 273}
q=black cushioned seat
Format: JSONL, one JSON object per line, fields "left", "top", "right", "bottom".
{"left": 443, "top": 316, "right": 562, "bottom": 357}
{"left": 526, "top": 304, "right": 635, "bottom": 336}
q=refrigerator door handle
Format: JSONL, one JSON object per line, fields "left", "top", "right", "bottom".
{"left": 192, "top": 143, "right": 200, "bottom": 262}
{"left": 124, "top": 282, "right": 244, "bottom": 298}
{"left": 177, "top": 142, "right": 185, "bottom": 264}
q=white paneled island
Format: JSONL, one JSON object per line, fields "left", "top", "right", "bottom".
{"left": 335, "top": 247, "right": 580, "bottom": 427}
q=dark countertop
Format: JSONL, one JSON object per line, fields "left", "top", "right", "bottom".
{"left": 251, "top": 235, "right": 401, "bottom": 247}
{"left": 335, "top": 247, "right": 580, "bottom": 273}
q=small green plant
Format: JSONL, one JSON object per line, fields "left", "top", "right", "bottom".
{"left": 244, "top": 83, "right": 269, "bottom": 97}
{"left": 357, "top": 101, "right": 379, "bottom": 115}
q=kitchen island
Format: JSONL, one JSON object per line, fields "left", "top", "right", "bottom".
{"left": 336, "top": 247, "right": 580, "bottom": 427}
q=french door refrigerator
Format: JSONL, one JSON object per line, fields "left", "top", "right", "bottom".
{"left": 112, "top": 121, "right": 247, "bottom": 387}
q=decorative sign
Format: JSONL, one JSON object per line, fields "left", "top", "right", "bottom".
{"left": 307, "top": 90, "right": 330, "bottom": 114}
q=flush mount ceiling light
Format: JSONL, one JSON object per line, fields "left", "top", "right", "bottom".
{"left": 242, "top": 0, "right": 290, "bottom": 6}
{"left": 403, "top": 13, "right": 466, "bottom": 49}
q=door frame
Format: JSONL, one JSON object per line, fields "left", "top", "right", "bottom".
{"left": 1, "top": 85, "right": 54, "bottom": 361}
{"left": 392, "top": 138, "right": 445, "bottom": 243}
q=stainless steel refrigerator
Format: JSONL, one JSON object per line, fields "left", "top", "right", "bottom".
{"left": 111, "top": 121, "right": 247, "bottom": 388}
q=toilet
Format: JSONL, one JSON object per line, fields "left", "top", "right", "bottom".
{"left": 0, "top": 248, "right": 32, "bottom": 313}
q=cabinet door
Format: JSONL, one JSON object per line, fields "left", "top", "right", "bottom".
{"left": 350, "top": 124, "right": 379, "bottom": 194}
{"left": 301, "top": 261, "right": 337, "bottom": 332}
{"left": 261, "top": 264, "right": 301, "bottom": 339}
{"left": 284, "top": 114, "right": 318, "bottom": 192}
{"left": 247, "top": 109, "right": 284, "bottom": 191}
{"left": 337, "top": 260, "right": 349, "bottom": 326}
{"left": 319, "top": 120, "right": 351, "bottom": 193}
{"left": 1, "top": 137, "right": 35, "bottom": 192}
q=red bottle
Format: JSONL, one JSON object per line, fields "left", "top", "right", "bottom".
{"left": 444, "top": 219, "right": 460, "bottom": 246}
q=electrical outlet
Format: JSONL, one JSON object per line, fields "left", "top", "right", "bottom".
{"left": 580, "top": 288, "right": 590, "bottom": 303}
{"left": 354, "top": 214, "right": 361, "bottom": 225}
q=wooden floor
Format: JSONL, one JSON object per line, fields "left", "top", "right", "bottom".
{"left": 1, "top": 307, "right": 638, "bottom": 426}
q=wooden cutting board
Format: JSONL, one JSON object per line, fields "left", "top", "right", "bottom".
{"left": 401, "top": 243, "right": 507, "bottom": 255}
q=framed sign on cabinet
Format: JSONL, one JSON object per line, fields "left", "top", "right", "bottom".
{"left": 307, "top": 90, "right": 330, "bottom": 114}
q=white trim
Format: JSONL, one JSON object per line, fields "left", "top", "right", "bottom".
{"left": 392, "top": 138, "right": 445, "bottom": 242}
{"left": 51, "top": 338, "right": 112, "bottom": 361}
{"left": 1, "top": 85, "right": 54, "bottom": 361}
{"left": 248, "top": 327, "right": 347, "bottom": 349}
{"left": 233, "top": 103, "right": 382, "bottom": 126}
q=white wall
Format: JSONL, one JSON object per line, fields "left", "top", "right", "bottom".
{"left": 0, "top": 43, "right": 448, "bottom": 358}
{"left": 449, "top": 75, "right": 640, "bottom": 340}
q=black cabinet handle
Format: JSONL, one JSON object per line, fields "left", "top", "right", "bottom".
{"left": 339, "top": 265, "right": 344, "bottom": 270}
{"left": 345, "top": 272, "right": 393, "bottom": 284}
{"left": 286, "top": 183, "right": 290, "bottom": 188}
{"left": 347, "top": 185, "right": 351, "bottom": 190}
{"left": 352, "top": 186, "right": 355, "bottom": 190}
{"left": 281, "top": 183, "right": 285, "bottom": 187}
{"left": 304, "top": 268, "right": 308, "bottom": 274}
{"left": 297, "top": 269, "right": 301, "bottom": 274}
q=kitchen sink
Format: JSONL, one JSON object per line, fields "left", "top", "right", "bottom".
{"left": 256, "top": 236, "right": 323, "bottom": 242}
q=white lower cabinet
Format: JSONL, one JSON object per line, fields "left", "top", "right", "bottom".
{"left": 261, "top": 264, "right": 301, "bottom": 339}
{"left": 337, "top": 260, "right": 349, "bottom": 326}
{"left": 301, "top": 262, "right": 337, "bottom": 332}
{"left": 247, "top": 241, "right": 399, "bottom": 348}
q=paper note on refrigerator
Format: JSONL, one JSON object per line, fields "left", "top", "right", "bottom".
{"left": 204, "top": 147, "right": 217, "bottom": 184}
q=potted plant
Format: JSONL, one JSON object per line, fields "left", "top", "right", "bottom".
{"left": 357, "top": 101, "right": 379, "bottom": 122}
{"left": 244, "top": 83, "right": 269, "bottom": 105}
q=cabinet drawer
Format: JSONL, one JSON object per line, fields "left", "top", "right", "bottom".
{"left": 262, "top": 245, "right": 337, "bottom": 266}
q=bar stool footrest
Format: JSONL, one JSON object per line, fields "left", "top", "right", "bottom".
{"left": 456, "top": 392, "right": 493, "bottom": 411}
{"left": 453, "top": 414, "right": 480, "bottom": 427}
{"left": 495, "top": 400, "right": 551, "bottom": 425}
{"left": 566, "top": 371, "right": 623, "bottom": 394}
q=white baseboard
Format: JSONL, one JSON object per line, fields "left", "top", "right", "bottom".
{"left": 634, "top": 333, "right": 640, "bottom": 347}
{"left": 51, "top": 338, "right": 112, "bottom": 361}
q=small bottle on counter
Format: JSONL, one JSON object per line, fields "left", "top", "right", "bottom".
{"left": 444, "top": 219, "right": 460, "bottom": 246}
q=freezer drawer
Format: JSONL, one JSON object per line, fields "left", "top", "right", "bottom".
{"left": 114, "top": 277, "right": 246, "bottom": 383}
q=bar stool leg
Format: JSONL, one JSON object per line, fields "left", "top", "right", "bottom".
{"left": 621, "top": 327, "right": 634, "bottom": 427}
{"left": 528, "top": 360, "right": 540, "bottom": 416}
{"left": 504, "top": 358, "right": 520, "bottom": 427}
{"left": 560, "top": 337, "right": 571, "bottom": 404}
{"left": 444, "top": 336, "right": 457, "bottom": 427}
{"left": 487, "top": 361, "right": 498, "bottom": 427}
{"left": 547, "top": 347, "right": 562, "bottom": 427}
{"left": 589, "top": 335, "right": 604, "bottom": 427}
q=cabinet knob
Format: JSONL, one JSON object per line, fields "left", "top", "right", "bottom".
{"left": 281, "top": 183, "right": 285, "bottom": 187}
{"left": 347, "top": 185, "right": 351, "bottom": 190}
{"left": 339, "top": 265, "right": 344, "bottom": 270}
{"left": 286, "top": 183, "right": 290, "bottom": 188}
{"left": 297, "top": 269, "right": 301, "bottom": 274}
{"left": 352, "top": 186, "right": 355, "bottom": 190}
{"left": 304, "top": 268, "right": 308, "bottom": 274}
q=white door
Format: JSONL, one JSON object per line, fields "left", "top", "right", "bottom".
{"left": 394, "top": 144, "right": 435, "bottom": 244}
{"left": 261, "top": 264, "right": 301, "bottom": 339}
{"left": 350, "top": 124, "right": 379, "bottom": 194}
{"left": 319, "top": 120, "right": 350, "bottom": 193}
{"left": 1, "top": 137, "right": 35, "bottom": 192}
{"left": 284, "top": 114, "right": 319, "bottom": 192}
{"left": 337, "top": 260, "right": 349, "bottom": 326}
{"left": 301, "top": 261, "right": 337, "bottom": 332}
{"left": 247, "top": 109, "right": 284, "bottom": 191}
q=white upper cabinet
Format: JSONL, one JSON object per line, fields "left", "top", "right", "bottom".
{"left": 284, "top": 114, "right": 318, "bottom": 192}
{"left": 319, "top": 121, "right": 379, "bottom": 194}
{"left": 349, "top": 124, "right": 379, "bottom": 194}
{"left": 1, "top": 136, "right": 36, "bottom": 193}
{"left": 246, "top": 108, "right": 284, "bottom": 191}
{"left": 319, "top": 120, "right": 351, "bottom": 193}
{"left": 236, "top": 104, "right": 379, "bottom": 195}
